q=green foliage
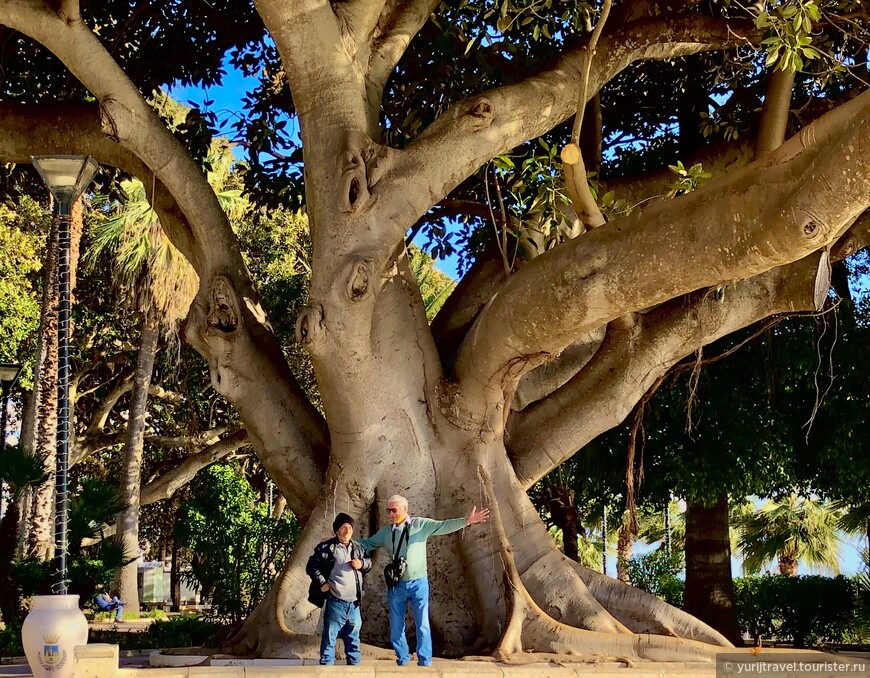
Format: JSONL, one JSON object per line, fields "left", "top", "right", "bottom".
{"left": 68, "top": 478, "right": 128, "bottom": 555}
{"left": 756, "top": 0, "right": 823, "bottom": 73}
{"left": 735, "top": 495, "right": 843, "bottom": 576}
{"left": 0, "top": 444, "right": 49, "bottom": 502}
{"left": 174, "top": 463, "right": 300, "bottom": 622}
{"left": 625, "top": 548, "right": 685, "bottom": 607}
{"left": 409, "top": 246, "right": 456, "bottom": 320}
{"left": 734, "top": 575, "right": 869, "bottom": 647}
{"left": 666, "top": 161, "right": 712, "bottom": 197}
{"left": 0, "top": 623, "right": 23, "bottom": 657}
{"left": 0, "top": 198, "right": 50, "bottom": 385}
{"left": 89, "top": 615, "right": 222, "bottom": 650}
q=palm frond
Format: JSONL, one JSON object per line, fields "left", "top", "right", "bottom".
{"left": 0, "top": 445, "right": 49, "bottom": 500}
{"left": 69, "top": 478, "right": 127, "bottom": 546}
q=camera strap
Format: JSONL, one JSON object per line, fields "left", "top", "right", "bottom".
{"left": 390, "top": 522, "right": 410, "bottom": 566}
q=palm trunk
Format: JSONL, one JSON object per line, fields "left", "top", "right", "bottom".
{"left": 25, "top": 209, "right": 60, "bottom": 560}
{"left": 114, "top": 315, "right": 159, "bottom": 615}
{"left": 25, "top": 198, "right": 84, "bottom": 560}
{"left": 170, "top": 537, "right": 180, "bottom": 612}
{"left": 543, "top": 485, "right": 581, "bottom": 562}
{"left": 777, "top": 553, "right": 798, "bottom": 576}
{"left": 616, "top": 520, "right": 634, "bottom": 583}
{"left": 683, "top": 495, "right": 743, "bottom": 645}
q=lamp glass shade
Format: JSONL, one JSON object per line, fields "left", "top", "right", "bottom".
{"left": 0, "top": 363, "right": 22, "bottom": 390}
{"left": 31, "top": 155, "right": 100, "bottom": 203}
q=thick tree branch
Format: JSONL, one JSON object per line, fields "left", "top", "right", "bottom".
{"left": 338, "top": 0, "right": 385, "bottom": 52}
{"left": 139, "top": 430, "right": 250, "bottom": 505}
{"left": 82, "top": 372, "right": 133, "bottom": 439}
{"left": 367, "top": 0, "right": 442, "bottom": 111}
{"left": 0, "top": 102, "right": 199, "bottom": 266}
{"left": 431, "top": 242, "right": 507, "bottom": 368}
{"left": 0, "top": 1, "right": 243, "bottom": 274}
{"left": 385, "top": 15, "right": 759, "bottom": 237}
{"left": 143, "top": 426, "right": 230, "bottom": 450}
{"left": 510, "top": 328, "right": 606, "bottom": 411}
{"left": 451, "top": 89, "right": 870, "bottom": 415}
{"left": 756, "top": 68, "right": 795, "bottom": 155}
{"left": 254, "top": 0, "right": 370, "bottom": 138}
{"left": 506, "top": 251, "right": 833, "bottom": 488}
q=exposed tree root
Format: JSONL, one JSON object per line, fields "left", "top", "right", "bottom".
{"left": 478, "top": 465, "right": 725, "bottom": 663}
{"left": 569, "top": 560, "right": 733, "bottom": 646}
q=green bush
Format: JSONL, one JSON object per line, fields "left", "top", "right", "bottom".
{"left": 0, "top": 624, "right": 23, "bottom": 657}
{"left": 626, "top": 548, "right": 685, "bottom": 607}
{"left": 89, "top": 615, "right": 221, "bottom": 650}
{"left": 734, "top": 575, "right": 869, "bottom": 648}
{"left": 175, "top": 464, "right": 299, "bottom": 622}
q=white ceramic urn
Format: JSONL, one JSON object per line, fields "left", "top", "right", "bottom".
{"left": 22, "top": 594, "right": 88, "bottom": 678}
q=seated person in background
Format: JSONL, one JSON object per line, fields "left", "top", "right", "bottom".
{"left": 94, "top": 592, "right": 126, "bottom": 623}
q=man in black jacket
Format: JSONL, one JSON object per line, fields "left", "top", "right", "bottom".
{"left": 305, "top": 512, "right": 372, "bottom": 665}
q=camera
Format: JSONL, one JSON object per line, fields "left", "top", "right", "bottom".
{"left": 383, "top": 557, "right": 407, "bottom": 588}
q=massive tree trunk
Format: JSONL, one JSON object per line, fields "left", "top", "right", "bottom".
{"left": 114, "top": 315, "right": 160, "bottom": 615}
{"left": 3, "top": 0, "right": 870, "bottom": 664}
{"left": 683, "top": 495, "right": 743, "bottom": 646}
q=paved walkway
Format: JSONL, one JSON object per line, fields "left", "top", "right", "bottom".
{"left": 3, "top": 652, "right": 868, "bottom": 678}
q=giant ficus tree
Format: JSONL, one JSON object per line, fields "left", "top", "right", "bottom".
{"left": 2, "top": 0, "right": 870, "bottom": 663}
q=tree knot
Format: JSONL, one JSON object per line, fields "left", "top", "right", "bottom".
{"left": 295, "top": 304, "right": 325, "bottom": 348}
{"left": 338, "top": 131, "right": 394, "bottom": 214}
{"left": 99, "top": 97, "right": 135, "bottom": 143}
{"left": 206, "top": 275, "right": 240, "bottom": 336}
{"left": 464, "top": 97, "right": 495, "bottom": 130}
{"left": 345, "top": 257, "right": 374, "bottom": 302}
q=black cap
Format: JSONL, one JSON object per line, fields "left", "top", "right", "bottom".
{"left": 333, "top": 513, "right": 355, "bottom": 533}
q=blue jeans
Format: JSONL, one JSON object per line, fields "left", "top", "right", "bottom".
{"left": 110, "top": 597, "right": 124, "bottom": 622}
{"left": 387, "top": 577, "right": 431, "bottom": 666}
{"left": 320, "top": 596, "right": 362, "bottom": 665}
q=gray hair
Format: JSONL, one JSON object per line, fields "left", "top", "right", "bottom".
{"left": 387, "top": 495, "right": 409, "bottom": 509}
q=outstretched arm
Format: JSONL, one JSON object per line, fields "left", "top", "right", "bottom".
{"left": 357, "top": 527, "right": 387, "bottom": 552}
{"left": 423, "top": 506, "right": 490, "bottom": 536}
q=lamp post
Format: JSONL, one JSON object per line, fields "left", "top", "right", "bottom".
{"left": 0, "top": 362, "right": 23, "bottom": 518}
{"left": 30, "top": 156, "right": 99, "bottom": 594}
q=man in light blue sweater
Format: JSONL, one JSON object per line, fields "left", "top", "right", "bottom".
{"left": 358, "top": 494, "right": 489, "bottom": 667}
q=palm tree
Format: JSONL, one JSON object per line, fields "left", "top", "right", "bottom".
{"left": 735, "top": 494, "right": 843, "bottom": 576}
{"left": 86, "top": 132, "right": 246, "bottom": 612}
{"left": 834, "top": 499, "right": 870, "bottom": 559}
{"left": 0, "top": 445, "right": 48, "bottom": 623}
{"left": 409, "top": 246, "right": 455, "bottom": 320}
{"left": 24, "top": 197, "right": 85, "bottom": 560}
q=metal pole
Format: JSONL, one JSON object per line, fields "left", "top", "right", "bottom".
{"left": 0, "top": 385, "right": 9, "bottom": 518}
{"left": 52, "top": 199, "right": 72, "bottom": 595}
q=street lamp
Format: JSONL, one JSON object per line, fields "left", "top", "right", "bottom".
{"left": 31, "top": 155, "right": 99, "bottom": 594}
{"left": 0, "top": 362, "right": 23, "bottom": 518}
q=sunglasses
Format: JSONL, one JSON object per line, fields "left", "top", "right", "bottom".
{"left": 386, "top": 507, "right": 401, "bottom": 514}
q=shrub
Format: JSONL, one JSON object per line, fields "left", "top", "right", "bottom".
{"left": 0, "top": 624, "right": 23, "bottom": 657}
{"left": 734, "top": 575, "right": 868, "bottom": 648}
{"left": 626, "top": 548, "right": 685, "bottom": 607}
{"left": 174, "top": 464, "right": 300, "bottom": 622}
{"left": 89, "top": 615, "right": 221, "bottom": 650}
